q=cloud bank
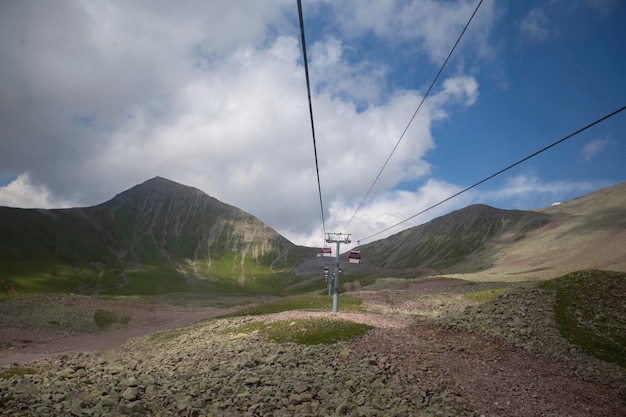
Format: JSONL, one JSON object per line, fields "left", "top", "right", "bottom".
{"left": 1, "top": 0, "right": 620, "bottom": 247}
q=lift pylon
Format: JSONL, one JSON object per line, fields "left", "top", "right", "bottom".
{"left": 325, "top": 233, "right": 351, "bottom": 312}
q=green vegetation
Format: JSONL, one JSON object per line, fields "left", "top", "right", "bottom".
{"left": 0, "top": 364, "right": 37, "bottom": 379}
{"left": 364, "top": 209, "right": 524, "bottom": 269}
{"left": 104, "top": 265, "right": 200, "bottom": 296}
{"left": 93, "top": 310, "right": 131, "bottom": 331}
{"left": 147, "top": 327, "right": 189, "bottom": 344}
{"left": 0, "top": 178, "right": 320, "bottom": 297}
{"left": 232, "top": 318, "right": 373, "bottom": 345}
{"left": 148, "top": 293, "right": 264, "bottom": 308}
{"left": 539, "top": 270, "right": 626, "bottom": 367}
{"left": 226, "top": 294, "right": 365, "bottom": 317}
{"left": 465, "top": 288, "right": 508, "bottom": 303}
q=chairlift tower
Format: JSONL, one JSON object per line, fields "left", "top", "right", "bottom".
{"left": 325, "top": 232, "right": 351, "bottom": 312}
{"left": 323, "top": 265, "right": 331, "bottom": 296}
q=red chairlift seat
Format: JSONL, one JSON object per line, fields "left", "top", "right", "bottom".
{"left": 323, "top": 266, "right": 330, "bottom": 281}
{"left": 347, "top": 249, "right": 362, "bottom": 264}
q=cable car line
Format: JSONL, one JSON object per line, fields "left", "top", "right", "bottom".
{"left": 297, "top": 0, "right": 327, "bottom": 239}
{"left": 356, "top": 104, "right": 626, "bottom": 244}
{"left": 343, "top": 0, "right": 484, "bottom": 231}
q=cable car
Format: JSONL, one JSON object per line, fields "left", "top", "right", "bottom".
{"left": 347, "top": 249, "right": 362, "bottom": 264}
{"left": 323, "top": 266, "right": 330, "bottom": 281}
{"left": 321, "top": 247, "right": 332, "bottom": 257}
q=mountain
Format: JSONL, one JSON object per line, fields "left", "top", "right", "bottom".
{"left": 2, "top": 179, "right": 624, "bottom": 296}
{"left": 0, "top": 177, "right": 317, "bottom": 295}
{"left": 360, "top": 182, "right": 626, "bottom": 280}
{"left": 362, "top": 204, "right": 551, "bottom": 270}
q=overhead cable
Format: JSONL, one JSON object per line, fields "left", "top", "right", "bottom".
{"left": 343, "top": 0, "right": 484, "bottom": 230}
{"left": 357, "top": 104, "right": 626, "bottom": 243}
{"left": 297, "top": 0, "right": 326, "bottom": 238}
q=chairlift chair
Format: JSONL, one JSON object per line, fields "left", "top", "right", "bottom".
{"left": 323, "top": 266, "right": 330, "bottom": 282}
{"left": 347, "top": 249, "right": 362, "bottom": 264}
{"left": 321, "top": 247, "right": 332, "bottom": 257}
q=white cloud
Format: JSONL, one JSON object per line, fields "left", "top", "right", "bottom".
{"left": 292, "top": 178, "right": 473, "bottom": 248}
{"left": 310, "top": 37, "right": 388, "bottom": 105}
{"left": 295, "top": 172, "right": 615, "bottom": 248}
{"left": 0, "top": 173, "right": 76, "bottom": 209}
{"left": 0, "top": 1, "right": 487, "bottom": 247}
{"left": 519, "top": 8, "right": 554, "bottom": 43}
{"left": 325, "top": 0, "right": 498, "bottom": 64}
{"left": 582, "top": 138, "right": 611, "bottom": 161}
{"left": 481, "top": 174, "right": 608, "bottom": 208}
{"left": 435, "top": 76, "right": 479, "bottom": 107}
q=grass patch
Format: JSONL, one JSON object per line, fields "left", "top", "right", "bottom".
{"left": 0, "top": 364, "right": 37, "bottom": 379}
{"left": 232, "top": 318, "right": 373, "bottom": 345}
{"left": 93, "top": 309, "right": 131, "bottom": 331}
{"left": 539, "top": 270, "right": 626, "bottom": 367}
{"left": 93, "top": 294, "right": 158, "bottom": 303}
{"left": 225, "top": 294, "right": 365, "bottom": 317}
{"left": 147, "top": 327, "right": 189, "bottom": 344}
{"left": 465, "top": 288, "right": 507, "bottom": 303}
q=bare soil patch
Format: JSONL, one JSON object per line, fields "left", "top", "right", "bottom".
{"left": 0, "top": 297, "right": 240, "bottom": 366}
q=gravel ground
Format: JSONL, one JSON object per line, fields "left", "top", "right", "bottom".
{"left": 351, "top": 282, "right": 626, "bottom": 416}
{"left": 1, "top": 278, "right": 625, "bottom": 416}
{"left": 1, "top": 318, "right": 418, "bottom": 417}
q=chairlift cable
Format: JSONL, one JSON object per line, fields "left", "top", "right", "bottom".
{"left": 297, "top": 0, "right": 327, "bottom": 239}
{"left": 343, "top": 0, "right": 484, "bottom": 231}
{"left": 357, "top": 104, "right": 626, "bottom": 243}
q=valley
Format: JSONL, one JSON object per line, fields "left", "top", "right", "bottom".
{"left": 1, "top": 179, "right": 625, "bottom": 416}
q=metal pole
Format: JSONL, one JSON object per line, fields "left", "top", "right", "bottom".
{"left": 332, "top": 240, "right": 340, "bottom": 312}
{"left": 327, "top": 265, "right": 331, "bottom": 296}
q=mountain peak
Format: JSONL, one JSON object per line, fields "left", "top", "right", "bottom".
{"left": 138, "top": 176, "right": 199, "bottom": 193}
{"left": 107, "top": 177, "right": 208, "bottom": 205}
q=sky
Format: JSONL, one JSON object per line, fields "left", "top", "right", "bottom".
{"left": 1, "top": 0, "right": 625, "bottom": 249}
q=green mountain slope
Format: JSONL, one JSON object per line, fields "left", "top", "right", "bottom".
{"left": 360, "top": 182, "right": 626, "bottom": 280}
{"left": 0, "top": 177, "right": 317, "bottom": 296}
{"left": 362, "top": 204, "right": 551, "bottom": 271}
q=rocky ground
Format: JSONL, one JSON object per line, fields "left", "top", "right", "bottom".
{"left": 1, "top": 278, "right": 625, "bottom": 416}
{"left": 0, "top": 295, "right": 244, "bottom": 366}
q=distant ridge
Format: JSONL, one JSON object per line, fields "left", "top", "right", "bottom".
{"left": 362, "top": 204, "right": 551, "bottom": 270}
{"left": 360, "top": 182, "right": 626, "bottom": 280}
{"left": 2, "top": 179, "right": 624, "bottom": 295}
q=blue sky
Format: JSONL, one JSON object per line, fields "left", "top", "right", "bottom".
{"left": 0, "top": 0, "right": 624, "bottom": 248}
